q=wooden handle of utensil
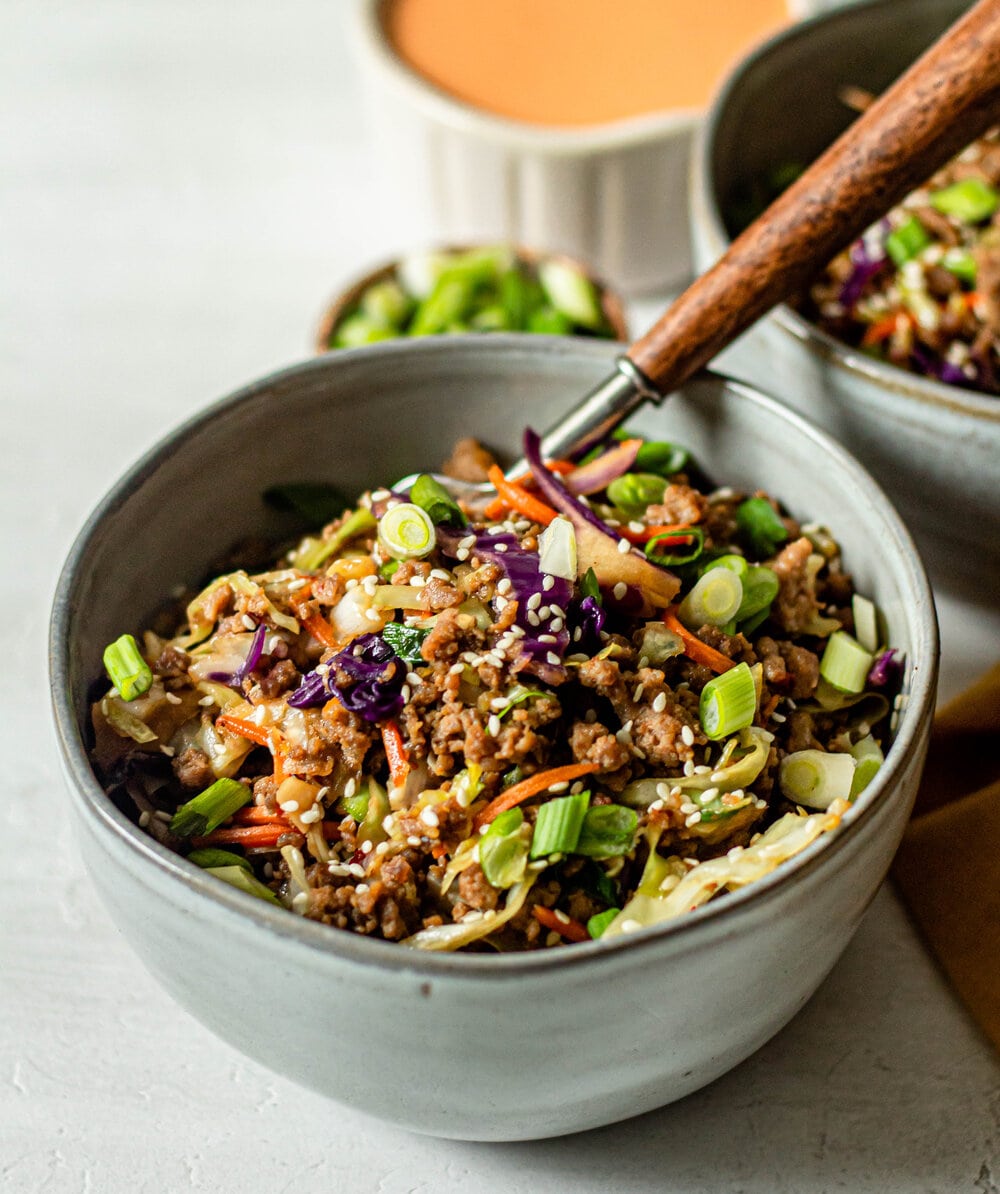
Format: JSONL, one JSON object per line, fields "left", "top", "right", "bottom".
{"left": 628, "top": 0, "right": 1000, "bottom": 393}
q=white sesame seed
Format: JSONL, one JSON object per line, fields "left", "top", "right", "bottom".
{"left": 406, "top": 671, "right": 422, "bottom": 687}
{"left": 683, "top": 760, "right": 695, "bottom": 776}
{"left": 420, "top": 806, "right": 440, "bottom": 828}
{"left": 699, "top": 788, "right": 720, "bottom": 804}
{"left": 327, "top": 862, "right": 350, "bottom": 876}
{"left": 345, "top": 578, "right": 359, "bottom": 590}
{"left": 241, "top": 614, "right": 257, "bottom": 631}
{"left": 613, "top": 582, "right": 628, "bottom": 601}
{"left": 375, "top": 841, "right": 389, "bottom": 856}
{"left": 371, "top": 488, "right": 391, "bottom": 501}
{"left": 344, "top": 777, "right": 357, "bottom": 798}
{"left": 458, "top": 535, "right": 476, "bottom": 551}
{"left": 652, "top": 692, "right": 667, "bottom": 713}
{"left": 542, "top": 574, "right": 555, "bottom": 591}
{"left": 685, "top": 811, "right": 702, "bottom": 826}
{"left": 485, "top": 652, "right": 503, "bottom": 669}
{"left": 549, "top": 617, "right": 564, "bottom": 632}
{"left": 572, "top": 627, "right": 583, "bottom": 642}
{"left": 382, "top": 814, "right": 395, "bottom": 832}
{"left": 365, "top": 608, "right": 383, "bottom": 623}
{"left": 487, "top": 714, "right": 502, "bottom": 736}
{"left": 570, "top": 781, "right": 585, "bottom": 794}
{"left": 153, "top": 809, "right": 172, "bottom": 823}
{"left": 681, "top": 725, "right": 695, "bottom": 747}
{"left": 400, "top": 684, "right": 411, "bottom": 703}
{"left": 349, "top": 863, "right": 366, "bottom": 878}
{"left": 770, "top": 711, "right": 786, "bottom": 724}
{"left": 694, "top": 764, "right": 712, "bottom": 775}
{"left": 138, "top": 810, "right": 151, "bottom": 828}
{"left": 299, "top": 806, "right": 322, "bottom": 824}
{"left": 198, "top": 695, "right": 215, "bottom": 706}
{"left": 528, "top": 859, "right": 548, "bottom": 871}
{"left": 280, "top": 800, "right": 299, "bottom": 813}
{"left": 617, "top": 538, "right": 631, "bottom": 554}
{"left": 360, "top": 839, "right": 374, "bottom": 854}
{"left": 497, "top": 578, "right": 512, "bottom": 595}
{"left": 546, "top": 651, "right": 561, "bottom": 666}
{"left": 552, "top": 909, "right": 571, "bottom": 925}
{"left": 527, "top": 592, "right": 542, "bottom": 611}
{"left": 537, "top": 605, "right": 550, "bottom": 620}
{"left": 648, "top": 799, "right": 664, "bottom": 812}
{"left": 549, "top": 604, "right": 566, "bottom": 618}
{"left": 495, "top": 543, "right": 508, "bottom": 553}
{"left": 449, "top": 662, "right": 465, "bottom": 676}
{"left": 545, "top": 932, "right": 561, "bottom": 947}
{"left": 548, "top": 780, "right": 570, "bottom": 793}
{"left": 164, "top": 691, "right": 182, "bottom": 705}
{"left": 354, "top": 883, "right": 370, "bottom": 895}
{"left": 527, "top": 611, "right": 541, "bottom": 627}
{"left": 655, "top": 782, "right": 671, "bottom": 800}
{"left": 633, "top": 683, "right": 645, "bottom": 702}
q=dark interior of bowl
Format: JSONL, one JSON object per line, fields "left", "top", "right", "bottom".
{"left": 711, "top": 0, "right": 969, "bottom": 237}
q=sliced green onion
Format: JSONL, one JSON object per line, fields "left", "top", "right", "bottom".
{"left": 381, "top": 621, "right": 430, "bottom": 665}
{"left": 851, "top": 594, "right": 879, "bottom": 654}
{"left": 409, "top": 473, "right": 467, "bottom": 528}
{"left": 694, "top": 789, "right": 754, "bottom": 824}
{"left": 527, "top": 306, "right": 573, "bottom": 335}
{"left": 170, "top": 778, "right": 251, "bottom": 838}
{"left": 587, "top": 908, "right": 620, "bottom": 939}
{"left": 469, "top": 304, "right": 511, "bottom": 331}
{"left": 479, "top": 808, "right": 530, "bottom": 888}
{"left": 580, "top": 567, "right": 602, "bottom": 602}
{"left": 699, "top": 661, "right": 757, "bottom": 740}
{"left": 645, "top": 526, "right": 704, "bottom": 567}
{"left": 358, "top": 779, "right": 390, "bottom": 846}
{"left": 499, "top": 267, "right": 542, "bottom": 330}
{"left": 103, "top": 634, "right": 153, "bottom": 702}
{"left": 779, "top": 749, "right": 856, "bottom": 809}
{"left": 187, "top": 847, "right": 252, "bottom": 871}
{"left": 529, "top": 791, "right": 589, "bottom": 859}
{"left": 632, "top": 438, "right": 689, "bottom": 476}
{"left": 849, "top": 734, "right": 884, "bottom": 798}
{"left": 262, "top": 482, "right": 349, "bottom": 525}
{"left": 574, "top": 804, "right": 638, "bottom": 859}
{"left": 638, "top": 621, "right": 684, "bottom": 664}
{"left": 941, "top": 248, "right": 977, "bottom": 286}
{"left": 606, "top": 472, "right": 668, "bottom": 517}
{"left": 930, "top": 177, "right": 1000, "bottom": 224}
{"left": 885, "top": 214, "right": 931, "bottom": 265}
{"left": 293, "top": 507, "right": 377, "bottom": 572}
{"left": 332, "top": 314, "right": 396, "bottom": 348}
{"left": 537, "top": 258, "right": 603, "bottom": 329}
{"left": 336, "top": 788, "right": 370, "bottom": 821}
{"left": 379, "top": 559, "right": 400, "bottom": 580}
{"left": 735, "top": 497, "right": 788, "bottom": 559}
{"left": 820, "top": 630, "right": 873, "bottom": 694}
{"left": 678, "top": 567, "right": 744, "bottom": 628}
{"left": 205, "top": 865, "right": 280, "bottom": 904}
{"left": 735, "top": 565, "right": 779, "bottom": 624}
{"left": 704, "top": 553, "right": 748, "bottom": 579}
{"left": 409, "top": 275, "right": 476, "bottom": 336}
{"left": 378, "top": 502, "right": 436, "bottom": 560}
{"left": 359, "top": 278, "right": 412, "bottom": 328}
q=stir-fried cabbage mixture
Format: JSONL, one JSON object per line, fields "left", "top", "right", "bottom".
{"left": 91, "top": 429, "right": 899, "bottom": 951}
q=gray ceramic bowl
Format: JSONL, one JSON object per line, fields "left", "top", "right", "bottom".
{"left": 690, "top": 0, "right": 1000, "bottom": 598}
{"left": 50, "top": 338, "right": 938, "bottom": 1140}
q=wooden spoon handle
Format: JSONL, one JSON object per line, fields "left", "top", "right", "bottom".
{"left": 627, "top": 0, "right": 1000, "bottom": 393}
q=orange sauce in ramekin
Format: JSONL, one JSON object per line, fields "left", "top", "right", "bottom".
{"left": 381, "top": 0, "right": 790, "bottom": 127}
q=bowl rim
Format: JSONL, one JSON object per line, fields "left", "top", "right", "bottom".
{"left": 49, "top": 336, "right": 939, "bottom": 979}
{"left": 692, "top": 0, "right": 1000, "bottom": 426}
{"left": 351, "top": 0, "right": 700, "bottom": 150}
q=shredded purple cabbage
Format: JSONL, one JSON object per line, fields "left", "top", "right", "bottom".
{"left": 911, "top": 346, "right": 974, "bottom": 388}
{"left": 839, "top": 226, "right": 888, "bottom": 308}
{"left": 287, "top": 632, "right": 405, "bottom": 720}
{"left": 867, "top": 647, "right": 901, "bottom": 688}
{"left": 571, "top": 595, "right": 605, "bottom": 652}
{"left": 207, "top": 622, "right": 267, "bottom": 686}
{"left": 437, "top": 527, "right": 573, "bottom": 681}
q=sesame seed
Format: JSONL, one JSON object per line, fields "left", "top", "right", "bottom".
{"left": 382, "top": 814, "right": 394, "bottom": 832}
{"left": 542, "top": 574, "right": 555, "bottom": 591}
{"left": 613, "top": 582, "right": 628, "bottom": 601}
{"left": 549, "top": 617, "right": 564, "bottom": 632}
{"left": 449, "top": 662, "right": 465, "bottom": 676}
{"left": 620, "top": 919, "right": 642, "bottom": 935}
{"left": 456, "top": 549, "right": 470, "bottom": 562}
{"left": 420, "top": 806, "right": 440, "bottom": 828}
{"left": 546, "top": 652, "right": 561, "bottom": 666}
{"left": 198, "top": 695, "right": 215, "bottom": 706}
{"left": 241, "top": 613, "right": 257, "bottom": 631}
{"left": 699, "top": 788, "right": 719, "bottom": 804}
{"left": 770, "top": 711, "right": 786, "bottom": 724}
{"left": 495, "top": 543, "right": 508, "bottom": 553}
{"left": 497, "top": 579, "right": 512, "bottom": 595}
{"left": 546, "top": 932, "right": 561, "bottom": 947}
{"left": 153, "top": 810, "right": 172, "bottom": 823}
{"left": 371, "top": 488, "right": 391, "bottom": 501}
{"left": 485, "top": 652, "right": 503, "bottom": 669}
{"left": 527, "top": 592, "right": 542, "bottom": 611}
{"left": 299, "top": 806, "right": 322, "bottom": 824}
{"left": 364, "top": 608, "right": 382, "bottom": 623}
{"left": 487, "top": 714, "right": 501, "bottom": 737}
{"left": 280, "top": 800, "right": 299, "bottom": 813}
{"left": 287, "top": 577, "right": 308, "bottom": 591}
{"left": 345, "top": 578, "right": 359, "bottom": 590}
{"left": 349, "top": 863, "right": 366, "bottom": 878}
{"left": 655, "top": 782, "right": 670, "bottom": 800}
{"left": 400, "top": 684, "right": 411, "bottom": 703}
{"left": 681, "top": 725, "right": 695, "bottom": 747}
{"left": 648, "top": 799, "right": 664, "bottom": 813}
{"left": 355, "top": 883, "right": 370, "bottom": 895}
{"left": 344, "top": 778, "right": 357, "bottom": 798}
{"left": 617, "top": 538, "right": 631, "bottom": 554}
{"left": 685, "top": 811, "right": 702, "bottom": 826}
{"left": 138, "top": 810, "right": 150, "bottom": 828}
{"left": 553, "top": 909, "right": 571, "bottom": 925}
{"left": 633, "top": 684, "right": 645, "bottom": 703}
{"left": 570, "top": 781, "right": 585, "bottom": 794}
{"left": 164, "top": 692, "right": 182, "bottom": 705}
{"left": 683, "top": 760, "right": 695, "bottom": 776}
{"left": 537, "top": 605, "right": 550, "bottom": 619}
{"left": 430, "top": 569, "right": 450, "bottom": 581}
{"left": 408, "top": 575, "right": 427, "bottom": 588}
{"left": 652, "top": 692, "right": 667, "bottom": 713}
{"left": 328, "top": 862, "right": 350, "bottom": 876}
{"left": 360, "top": 839, "right": 374, "bottom": 854}
{"left": 549, "top": 604, "right": 566, "bottom": 618}
{"left": 375, "top": 841, "right": 389, "bottom": 856}
{"left": 405, "top": 836, "right": 421, "bottom": 849}
{"left": 694, "top": 764, "right": 712, "bottom": 775}
{"left": 537, "top": 633, "right": 557, "bottom": 644}
{"left": 572, "top": 627, "right": 582, "bottom": 642}
{"left": 528, "top": 859, "right": 548, "bottom": 872}
{"left": 527, "top": 611, "right": 540, "bottom": 627}
{"left": 458, "top": 535, "right": 476, "bottom": 551}
{"left": 585, "top": 708, "right": 597, "bottom": 723}
{"left": 548, "top": 780, "right": 570, "bottom": 793}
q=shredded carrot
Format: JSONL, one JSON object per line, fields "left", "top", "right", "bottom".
{"left": 216, "top": 714, "right": 273, "bottom": 748}
{"left": 473, "top": 761, "right": 599, "bottom": 830}
{"left": 964, "top": 291, "right": 982, "bottom": 311}
{"left": 862, "top": 312, "right": 910, "bottom": 346}
{"left": 761, "top": 692, "right": 782, "bottom": 723}
{"left": 230, "top": 806, "right": 293, "bottom": 826}
{"left": 532, "top": 905, "right": 590, "bottom": 944}
{"left": 619, "top": 522, "right": 695, "bottom": 545}
{"left": 300, "top": 611, "right": 340, "bottom": 650}
{"left": 272, "top": 751, "right": 288, "bottom": 783}
{"left": 662, "top": 608, "right": 736, "bottom": 674}
{"left": 486, "top": 465, "right": 558, "bottom": 526}
{"left": 192, "top": 821, "right": 340, "bottom": 848}
{"left": 382, "top": 721, "right": 410, "bottom": 787}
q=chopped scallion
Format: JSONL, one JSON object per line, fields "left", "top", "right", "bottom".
{"left": 735, "top": 497, "right": 788, "bottom": 559}
{"left": 820, "top": 630, "right": 873, "bottom": 694}
{"left": 849, "top": 734, "right": 884, "bottom": 798}
{"left": 734, "top": 565, "right": 779, "bottom": 624}
{"left": 377, "top": 502, "right": 436, "bottom": 560}
{"left": 205, "top": 865, "right": 280, "bottom": 904}
{"left": 885, "top": 214, "right": 931, "bottom": 265}
{"left": 645, "top": 526, "right": 704, "bottom": 567}
{"left": 930, "top": 177, "right": 1000, "bottom": 224}
{"left": 941, "top": 248, "right": 977, "bottom": 286}
{"left": 580, "top": 567, "right": 602, "bottom": 602}
{"left": 537, "top": 258, "right": 603, "bottom": 329}
{"left": 587, "top": 908, "right": 620, "bottom": 939}
{"left": 699, "top": 661, "right": 757, "bottom": 740}
{"left": 851, "top": 594, "right": 879, "bottom": 654}
{"left": 294, "top": 507, "right": 377, "bottom": 572}
{"left": 170, "top": 778, "right": 251, "bottom": 838}
{"left": 779, "top": 749, "right": 856, "bottom": 809}
{"left": 574, "top": 804, "right": 638, "bottom": 859}
{"left": 103, "top": 633, "right": 153, "bottom": 702}
{"left": 704, "top": 553, "right": 748, "bottom": 579}
{"left": 606, "top": 472, "right": 668, "bottom": 517}
{"left": 187, "top": 847, "right": 252, "bottom": 872}
{"left": 409, "top": 473, "right": 467, "bottom": 528}
{"left": 678, "top": 566, "right": 744, "bottom": 628}
{"left": 529, "top": 791, "right": 589, "bottom": 859}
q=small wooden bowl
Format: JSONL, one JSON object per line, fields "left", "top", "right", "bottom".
{"left": 314, "top": 244, "right": 629, "bottom": 352}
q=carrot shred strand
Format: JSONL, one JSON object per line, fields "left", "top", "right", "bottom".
{"left": 473, "top": 761, "right": 598, "bottom": 830}
{"left": 532, "top": 905, "right": 590, "bottom": 944}
{"left": 662, "top": 609, "right": 735, "bottom": 674}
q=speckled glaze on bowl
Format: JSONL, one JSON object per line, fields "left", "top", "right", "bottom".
{"left": 690, "top": 0, "right": 1000, "bottom": 598}
{"left": 50, "top": 338, "right": 937, "bottom": 1141}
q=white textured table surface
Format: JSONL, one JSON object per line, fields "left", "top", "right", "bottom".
{"left": 4, "top": 3, "right": 999, "bottom": 1191}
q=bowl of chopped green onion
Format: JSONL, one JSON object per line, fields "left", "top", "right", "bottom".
{"left": 690, "top": 0, "right": 1000, "bottom": 599}
{"left": 315, "top": 243, "right": 628, "bottom": 351}
{"left": 51, "top": 335, "right": 937, "bottom": 1140}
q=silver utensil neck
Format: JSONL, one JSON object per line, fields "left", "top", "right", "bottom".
{"left": 505, "top": 355, "right": 661, "bottom": 477}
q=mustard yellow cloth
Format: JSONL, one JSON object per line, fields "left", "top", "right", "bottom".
{"left": 892, "top": 662, "right": 1000, "bottom": 1049}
